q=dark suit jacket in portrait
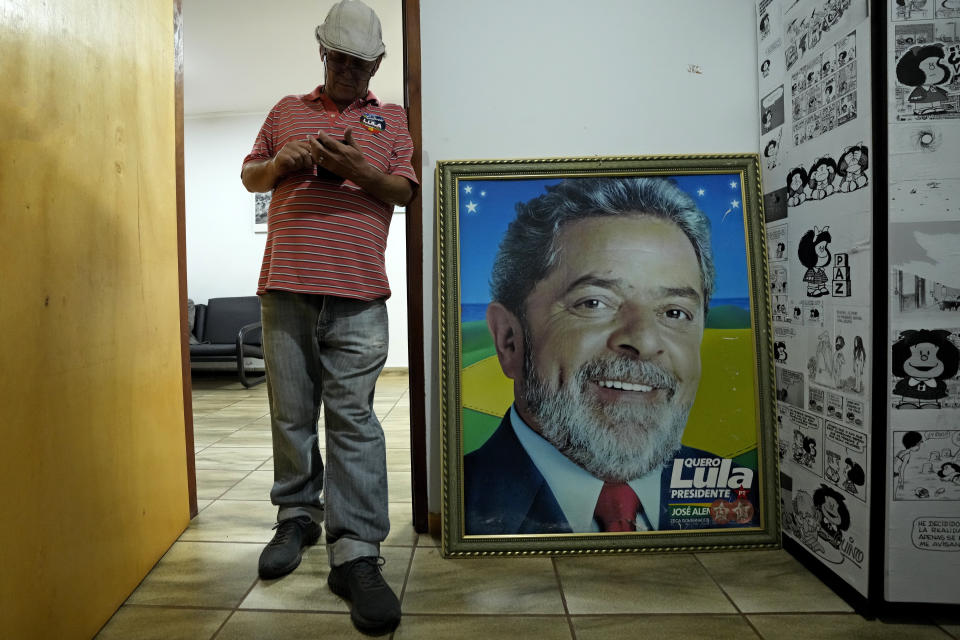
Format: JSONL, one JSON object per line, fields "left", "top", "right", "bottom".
{"left": 463, "top": 411, "right": 759, "bottom": 535}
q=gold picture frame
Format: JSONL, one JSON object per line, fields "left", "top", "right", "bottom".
{"left": 437, "top": 154, "right": 780, "bottom": 557}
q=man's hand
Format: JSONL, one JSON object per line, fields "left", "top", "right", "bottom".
{"left": 315, "top": 128, "right": 414, "bottom": 206}
{"left": 273, "top": 139, "right": 320, "bottom": 175}
{"left": 241, "top": 138, "right": 319, "bottom": 193}
{"left": 314, "top": 128, "right": 366, "bottom": 183}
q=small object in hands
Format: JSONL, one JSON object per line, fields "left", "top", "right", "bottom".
{"left": 314, "top": 138, "right": 346, "bottom": 181}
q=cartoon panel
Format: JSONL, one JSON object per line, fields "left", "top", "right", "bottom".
{"left": 782, "top": 472, "right": 867, "bottom": 571}
{"left": 786, "top": 144, "right": 870, "bottom": 209}
{"left": 892, "top": 24, "right": 960, "bottom": 121}
{"left": 775, "top": 325, "right": 801, "bottom": 366}
{"left": 768, "top": 222, "right": 789, "bottom": 264}
{"left": 890, "top": 222, "right": 960, "bottom": 317}
{"left": 892, "top": 429, "right": 960, "bottom": 500}
{"left": 783, "top": 0, "right": 868, "bottom": 72}
{"left": 835, "top": 308, "right": 868, "bottom": 394}
{"left": 783, "top": 406, "right": 824, "bottom": 477}
{"left": 807, "top": 328, "right": 848, "bottom": 390}
{"left": 823, "top": 420, "right": 868, "bottom": 502}
{"left": 762, "top": 86, "right": 786, "bottom": 135}
{"left": 777, "top": 366, "right": 806, "bottom": 409}
{"left": 890, "top": 328, "right": 960, "bottom": 410}
{"left": 791, "top": 31, "right": 860, "bottom": 144}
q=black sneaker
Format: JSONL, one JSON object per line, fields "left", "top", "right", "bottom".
{"left": 327, "top": 556, "right": 401, "bottom": 635}
{"left": 258, "top": 516, "right": 321, "bottom": 579}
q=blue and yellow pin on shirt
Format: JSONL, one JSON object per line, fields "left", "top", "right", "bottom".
{"left": 361, "top": 113, "right": 386, "bottom": 133}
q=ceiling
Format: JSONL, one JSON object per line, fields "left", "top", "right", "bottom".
{"left": 183, "top": 0, "right": 406, "bottom": 117}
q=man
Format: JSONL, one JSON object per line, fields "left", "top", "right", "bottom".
{"left": 467, "top": 177, "right": 725, "bottom": 535}
{"left": 240, "top": 1, "right": 416, "bottom": 634}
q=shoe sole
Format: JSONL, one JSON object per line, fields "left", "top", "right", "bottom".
{"left": 327, "top": 574, "right": 400, "bottom": 636}
{"left": 258, "top": 527, "right": 322, "bottom": 580}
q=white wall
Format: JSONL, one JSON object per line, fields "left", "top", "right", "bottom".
{"left": 420, "top": 0, "right": 761, "bottom": 511}
{"left": 184, "top": 114, "right": 409, "bottom": 368}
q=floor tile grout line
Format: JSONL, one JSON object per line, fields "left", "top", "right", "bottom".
{"left": 391, "top": 541, "right": 419, "bottom": 640}
{"left": 210, "top": 567, "right": 269, "bottom": 639}
{"left": 691, "top": 552, "right": 768, "bottom": 637}
{"left": 693, "top": 553, "right": 746, "bottom": 614}
{"left": 550, "top": 557, "right": 579, "bottom": 640}
{"left": 207, "top": 608, "right": 236, "bottom": 640}
{"left": 194, "top": 465, "right": 262, "bottom": 505}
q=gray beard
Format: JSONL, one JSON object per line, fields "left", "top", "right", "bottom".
{"left": 521, "top": 349, "right": 691, "bottom": 483}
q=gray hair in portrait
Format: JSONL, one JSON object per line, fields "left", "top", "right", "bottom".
{"left": 489, "top": 176, "right": 716, "bottom": 320}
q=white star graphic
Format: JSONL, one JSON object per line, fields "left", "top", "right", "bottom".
{"left": 464, "top": 185, "right": 473, "bottom": 194}
{"left": 481, "top": 190, "right": 486, "bottom": 197}
{"left": 466, "top": 201, "right": 478, "bottom": 213}
{"left": 697, "top": 188, "right": 705, "bottom": 196}
{"left": 732, "top": 200, "right": 740, "bottom": 208}
{"left": 730, "top": 181, "right": 738, "bottom": 189}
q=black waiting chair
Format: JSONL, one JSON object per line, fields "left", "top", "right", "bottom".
{"left": 189, "top": 296, "right": 265, "bottom": 388}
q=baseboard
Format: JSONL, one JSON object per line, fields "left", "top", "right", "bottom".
{"left": 381, "top": 367, "right": 409, "bottom": 375}
{"left": 190, "top": 358, "right": 264, "bottom": 372}
{"left": 428, "top": 511, "right": 442, "bottom": 537}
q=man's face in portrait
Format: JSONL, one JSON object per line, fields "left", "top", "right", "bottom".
{"left": 496, "top": 214, "right": 706, "bottom": 482}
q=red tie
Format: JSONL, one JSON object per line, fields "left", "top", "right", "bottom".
{"left": 594, "top": 482, "right": 641, "bottom": 532}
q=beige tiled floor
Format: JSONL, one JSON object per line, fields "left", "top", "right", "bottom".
{"left": 97, "top": 372, "right": 960, "bottom": 639}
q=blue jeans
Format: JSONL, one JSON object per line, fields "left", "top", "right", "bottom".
{"left": 259, "top": 291, "right": 390, "bottom": 567}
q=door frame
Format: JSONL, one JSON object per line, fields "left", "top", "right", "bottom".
{"left": 174, "top": 0, "right": 428, "bottom": 530}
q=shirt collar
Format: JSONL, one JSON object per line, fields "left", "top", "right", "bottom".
{"left": 304, "top": 85, "right": 381, "bottom": 110}
{"left": 509, "top": 405, "right": 661, "bottom": 531}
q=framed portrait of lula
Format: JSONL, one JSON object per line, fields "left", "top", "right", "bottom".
{"left": 437, "top": 154, "right": 780, "bottom": 557}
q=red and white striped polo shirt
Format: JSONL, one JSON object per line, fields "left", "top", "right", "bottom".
{"left": 243, "top": 86, "right": 418, "bottom": 300}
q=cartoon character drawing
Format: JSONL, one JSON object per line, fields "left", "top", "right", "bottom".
{"left": 814, "top": 329, "right": 834, "bottom": 383}
{"left": 853, "top": 335, "right": 866, "bottom": 393}
{"left": 787, "top": 167, "right": 809, "bottom": 207}
{"left": 896, "top": 44, "right": 954, "bottom": 116}
{"left": 895, "top": 431, "right": 923, "bottom": 493}
{"left": 892, "top": 329, "right": 960, "bottom": 409}
{"left": 801, "top": 436, "right": 818, "bottom": 467}
{"left": 798, "top": 226, "right": 831, "bottom": 297}
{"left": 764, "top": 138, "right": 780, "bottom": 170}
{"left": 762, "top": 109, "right": 776, "bottom": 133}
{"left": 825, "top": 451, "right": 841, "bottom": 483}
{"left": 761, "top": 59, "right": 771, "bottom": 77}
{"left": 842, "top": 458, "right": 865, "bottom": 496}
{"left": 807, "top": 157, "right": 838, "bottom": 200}
{"left": 760, "top": 13, "right": 771, "bottom": 38}
{"left": 792, "top": 429, "right": 805, "bottom": 464}
{"left": 775, "top": 341, "right": 788, "bottom": 363}
{"left": 813, "top": 484, "right": 850, "bottom": 550}
{"left": 837, "top": 145, "right": 869, "bottom": 193}
{"left": 834, "top": 335, "right": 846, "bottom": 384}
{"left": 789, "top": 490, "right": 823, "bottom": 552}
{"left": 824, "top": 81, "right": 836, "bottom": 102}
{"left": 775, "top": 241, "right": 786, "bottom": 259}
{"left": 938, "top": 462, "right": 960, "bottom": 485}
{"left": 895, "top": 0, "right": 930, "bottom": 20}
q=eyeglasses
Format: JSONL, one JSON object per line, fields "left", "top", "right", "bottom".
{"left": 324, "top": 51, "right": 378, "bottom": 75}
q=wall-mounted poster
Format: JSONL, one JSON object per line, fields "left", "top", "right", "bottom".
{"left": 437, "top": 155, "right": 780, "bottom": 556}
{"left": 253, "top": 191, "right": 271, "bottom": 233}
{"left": 892, "top": 22, "right": 960, "bottom": 120}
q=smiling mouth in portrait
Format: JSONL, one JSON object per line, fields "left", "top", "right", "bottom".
{"left": 591, "top": 377, "right": 675, "bottom": 404}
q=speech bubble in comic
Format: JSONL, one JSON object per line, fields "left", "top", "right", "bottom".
{"left": 826, "top": 421, "right": 866, "bottom": 453}
{"left": 912, "top": 517, "right": 960, "bottom": 552}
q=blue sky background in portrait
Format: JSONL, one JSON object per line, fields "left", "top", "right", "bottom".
{"left": 457, "top": 174, "right": 751, "bottom": 306}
